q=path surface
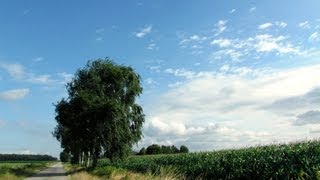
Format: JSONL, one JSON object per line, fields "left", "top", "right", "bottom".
{"left": 25, "top": 162, "right": 67, "bottom": 180}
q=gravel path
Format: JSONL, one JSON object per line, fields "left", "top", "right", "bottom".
{"left": 25, "top": 162, "right": 67, "bottom": 180}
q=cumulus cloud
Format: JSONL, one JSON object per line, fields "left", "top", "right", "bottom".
{"left": 141, "top": 64, "right": 320, "bottom": 150}
{"left": 254, "top": 34, "right": 299, "bottom": 54}
{"left": 0, "top": 89, "right": 30, "bottom": 101}
{"left": 135, "top": 25, "right": 152, "bottom": 38}
{"left": 258, "top": 23, "right": 273, "bottom": 30}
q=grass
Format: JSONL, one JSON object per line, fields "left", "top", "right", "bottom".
{"left": 0, "top": 161, "right": 54, "bottom": 179}
{"left": 64, "top": 163, "right": 184, "bottom": 180}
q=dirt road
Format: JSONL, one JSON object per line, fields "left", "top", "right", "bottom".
{"left": 25, "top": 162, "right": 67, "bottom": 180}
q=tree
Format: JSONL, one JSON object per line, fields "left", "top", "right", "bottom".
{"left": 179, "top": 145, "right": 189, "bottom": 153}
{"left": 138, "top": 147, "right": 146, "bottom": 155}
{"left": 53, "top": 59, "right": 145, "bottom": 167}
{"left": 146, "top": 144, "right": 161, "bottom": 155}
{"left": 171, "top": 145, "right": 179, "bottom": 153}
{"left": 161, "top": 145, "right": 172, "bottom": 154}
{"left": 60, "top": 150, "right": 70, "bottom": 162}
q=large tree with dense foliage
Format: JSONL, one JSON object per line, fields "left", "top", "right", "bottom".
{"left": 179, "top": 145, "right": 189, "bottom": 153}
{"left": 53, "top": 59, "right": 145, "bottom": 167}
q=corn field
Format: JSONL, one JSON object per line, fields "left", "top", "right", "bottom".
{"left": 98, "top": 140, "right": 320, "bottom": 179}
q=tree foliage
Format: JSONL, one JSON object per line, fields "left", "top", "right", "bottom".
{"left": 53, "top": 59, "right": 145, "bottom": 167}
{"left": 137, "top": 147, "right": 146, "bottom": 155}
{"left": 179, "top": 145, "right": 189, "bottom": 153}
{"left": 0, "top": 154, "right": 57, "bottom": 161}
{"left": 146, "top": 144, "right": 161, "bottom": 155}
{"left": 59, "top": 150, "right": 70, "bottom": 162}
{"left": 140, "top": 144, "right": 189, "bottom": 155}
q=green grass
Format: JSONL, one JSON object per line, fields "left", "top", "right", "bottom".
{"left": 0, "top": 161, "right": 53, "bottom": 179}
{"left": 98, "top": 140, "right": 320, "bottom": 179}
{"left": 64, "top": 163, "right": 184, "bottom": 180}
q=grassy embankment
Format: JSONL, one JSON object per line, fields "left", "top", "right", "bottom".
{"left": 64, "top": 163, "right": 182, "bottom": 180}
{"left": 84, "top": 140, "right": 320, "bottom": 179}
{"left": 0, "top": 161, "right": 54, "bottom": 180}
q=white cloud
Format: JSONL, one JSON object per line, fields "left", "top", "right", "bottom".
{"left": 135, "top": 25, "right": 152, "bottom": 38}
{"left": 220, "top": 64, "right": 230, "bottom": 72}
{"left": 141, "top": 64, "right": 320, "bottom": 150}
{"left": 249, "top": 7, "right": 256, "bottom": 13}
{"left": 309, "top": 32, "right": 320, "bottom": 42}
{"left": 211, "top": 49, "right": 244, "bottom": 61}
{"left": 214, "top": 20, "right": 227, "bottom": 36}
{"left": 32, "top": 57, "right": 44, "bottom": 62}
{"left": 254, "top": 34, "right": 299, "bottom": 54}
{"left": 96, "top": 37, "right": 103, "bottom": 41}
{"left": 149, "top": 65, "right": 161, "bottom": 73}
{"left": 0, "top": 63, "right": 25, "bottom": 79}
{"left": 210, "top": 34, "right": 300, "bottom": 62}
{"left": 275, "top": 21, "right": 287, "bottom": 28}
{"left": 145, "top": 78, "right": 157, "bottom": 86}
{"left": 57, "top": 72, "right": 73, "bottom": 84}
{"left": 299, "top": 21, "right": 310, "bottom": 29}
{"left": 258, "top": 22, "right": 273, "bottom": 30}
{"left": 18, "top": 149, "right": 34, "bottom": 155}
{"left": 229, "top": 9, "right": 236, "bottom": 14}
{"left": 211, "top": 38, "right": 232, "bottom": 47}
{"left": 28, "top": 74, "right": 54, "bottom": 84}
{"left": 0, "top": 89, "right": 30, "bottom": 101}
{"left": 164, "top": 68, "right": 197, "bottom": 79}
{"left": 147, "top": 43, "right": 158, "bottom": 50}
{"left": 179, "top": 34, "right": 207, "bottom": 48}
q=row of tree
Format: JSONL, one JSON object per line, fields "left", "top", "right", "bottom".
{"left": 0, "top": 154, "right": 57, "bottom": 161}
{"left": 137, "top": 144, "right": 189, "bottom": 155}
{"left": 53, "top": 59, "right": 145, "bottom": 167}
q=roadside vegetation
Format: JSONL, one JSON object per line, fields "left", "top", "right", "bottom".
{"left": 64, "top": 163, "right": 183, "bottom": 180}
{"left": 0, "top": 154, "right": 57, "bottom": 179}
{"left": 0, "top": 161, "right": 53, "bottom": 180}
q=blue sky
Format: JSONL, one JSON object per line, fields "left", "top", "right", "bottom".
{"left": 0, "top": 1, "right": 320, "bottom": 157}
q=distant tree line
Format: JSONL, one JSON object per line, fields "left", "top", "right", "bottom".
{"left": 137, "top": 144, "right": 189, "bottom": 155}
{"left": 0, "top": 154, "right": 57, "bottom": 161}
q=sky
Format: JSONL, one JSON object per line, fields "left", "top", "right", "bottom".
{"left": 0, "top": 1, "right": 320, "bottom": 157}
